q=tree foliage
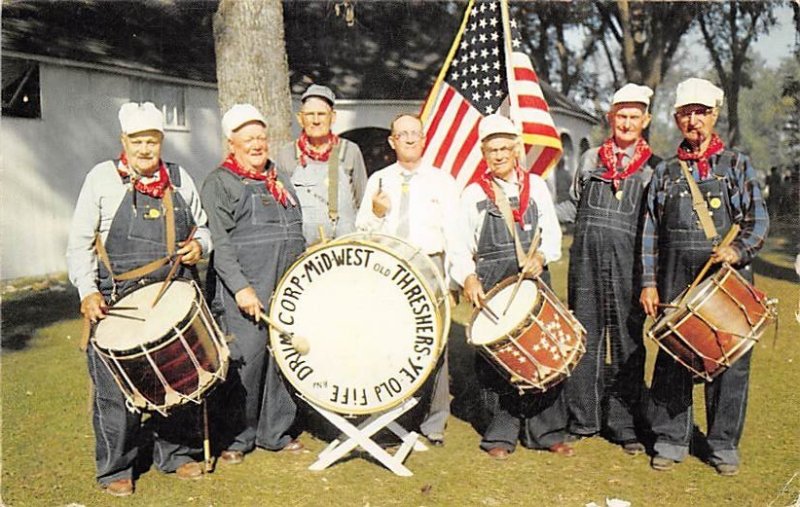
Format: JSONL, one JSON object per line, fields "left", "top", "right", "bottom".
{"left": 698, "top": 2, "right": 778, "bottom": 147}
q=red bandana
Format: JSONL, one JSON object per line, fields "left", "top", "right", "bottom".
{"left": 117, "top": 152, "right": 171, "bottom": 198}
{"left": 598, "top": 137, "right": 653, "bottom": 191}
{"left": 297, "top": 132, "right": 339, "bottom": 166}
{"left": 476, "top": 163, "right": 531, "bottom": 226}
{"left": 221, "top": 154, "right": 296, "bottom": 207}
{"left": 676, "top": 133, "right": 725, "bottom": 180}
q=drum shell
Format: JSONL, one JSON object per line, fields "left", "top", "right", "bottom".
{"left": 648, "top": 265, "right": 775, "bottom": 381}
{"left": 467, "top": 276, "right": 586, "bottom": 392}
{"left": 91, "top": 281, "right": 229, "bottom": 413}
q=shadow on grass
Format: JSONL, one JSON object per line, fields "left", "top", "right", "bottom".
{"left": 1, "top": 286, "right": 80, "bottom": 351}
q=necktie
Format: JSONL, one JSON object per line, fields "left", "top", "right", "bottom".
{"left": 397, "top": 172, "right": 414, "bottom": 238}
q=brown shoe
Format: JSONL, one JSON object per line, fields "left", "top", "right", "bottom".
{"left": 220, "top": 450, "right": 244, "bottom": 465}
{"left": 486, "top": 447, "right": 510, "bottom": 460}
{"left": 281, "top": 439, "right": 304, "bottom": 452}
{"left": 103, "top": 478, "right": 134, "bottom": 497}
{"left": 175, "top": 461, "right": 203, "bottom": 480}
{"left": 548, "top": 442, "right": 576, "bottom": 457}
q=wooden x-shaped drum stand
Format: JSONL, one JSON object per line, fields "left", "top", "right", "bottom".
{"left": 306, "top": 396, "right": 426, "bottom": 477}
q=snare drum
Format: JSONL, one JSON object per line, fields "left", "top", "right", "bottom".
{"left": 91, "top": 280, "right": 230, "bottom": 415}
{"left": 268, "top": 233, "right": 450, "bottom": 415}
{"left": 648, "top": 264, "right": 777, "bottom": 381}
{"left": 467, "top": 276, "right": 586, "bottom": 392}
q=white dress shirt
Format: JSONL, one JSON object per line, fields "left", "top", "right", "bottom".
{"left": 356, "top": 162, "right": 462, "bottom": 259}
{"left": 66, "top": 160, "right": 211, "bottom": 300}
{"left": 449, "top": 172, "right": 562, "bottom": 287}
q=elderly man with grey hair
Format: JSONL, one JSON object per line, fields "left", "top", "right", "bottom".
{"left": 201, "top": 104, "right": 306, "bottom": 467}
{"left": 275, "top": 84, "right": 368, "bottom": 244}
{"left": 640, "top": 78, "right": 769, "bottom": 476}
{"left": 67, "top": 102, "right": 212, "bottom": 496}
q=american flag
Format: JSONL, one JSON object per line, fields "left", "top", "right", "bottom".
{"left": 420, "top": 0, "right": 563, "bottom": 189}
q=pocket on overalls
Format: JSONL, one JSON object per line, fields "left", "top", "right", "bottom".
{"left": 250, "top": 193, "right": 282, "bottom": 226}
{"left": 663, "top": 184, "right": 695, "bottom": 231}
{"left": 127, "top": 203, "right": 167, "bottom": 245}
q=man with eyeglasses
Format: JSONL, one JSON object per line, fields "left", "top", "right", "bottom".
{"left": 639, "top": 78, "right": 769, "bottom": 476}
{"left": 448, "top": 114, "right": 572, "bottom": 461}
{"left": 356, "top": 113, "right": 461, "bottom": 447}
{"left": 561, "top": 84, "right": 659, "bottom": 456}
{"left": 275, "top": 84, "right": 367, "bottom": 244}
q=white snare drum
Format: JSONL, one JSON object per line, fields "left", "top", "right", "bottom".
{"left": 91, "top": 280, "right": 230, "bottom": 415}
{"left": 268, "top": 233, "right": 450, "bottom": 415}
{"left": 468, "top": 276, "right": 586, "bottom": 392}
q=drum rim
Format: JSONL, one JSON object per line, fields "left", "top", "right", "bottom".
{"left": 268, "top": 232, "right": 450, "bottom": 415}
{"left": 466, "top": 275, "right": 542, "bottom": 346}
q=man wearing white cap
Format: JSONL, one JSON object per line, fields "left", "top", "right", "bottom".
{"left": 355, "top": 113, "right": 461, "bottom": 446}
{"left": 448, "top": 114, "right": 571, "bottom": 460}
{"left": 640, "top": 78, "right": 769, "bottom": 475}
{"left": 561, "top": 83, "right": 659, "bottom": 455}
{"left": 201, "top": 104, "right": 305, "bottom": 466}
{"left": 66, "top": 102, "right": 212, "bottom": 495}
{"left": 275, "top": 84, "right": 367, "bottom": 244}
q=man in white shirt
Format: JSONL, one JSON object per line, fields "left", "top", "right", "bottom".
{"left": 448, "top": 114, "right": 573, "bottom": 460}
{"left": 356, "top": 113, "right": 461, "bottom": 445}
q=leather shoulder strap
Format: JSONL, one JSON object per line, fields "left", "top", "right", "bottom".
{"left": 327, "top": 144, "right": 341, "bottom": 223}
{"left": 490, "top": 181, "right": 526, "bottom": 268}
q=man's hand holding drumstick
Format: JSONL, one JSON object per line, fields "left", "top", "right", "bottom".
{"left": 371, "top": 178, "right": 391, "bottom": 218}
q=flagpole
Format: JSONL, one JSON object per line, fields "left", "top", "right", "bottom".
{"left": 419, "top": 0, "right": 475, "bottom": 123}
{"left": 500, "top": 0, "right": 520, "bottom": 125}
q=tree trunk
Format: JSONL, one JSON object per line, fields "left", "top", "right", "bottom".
{"left": 213, "top": 0, "right": 293, "bottom": 149}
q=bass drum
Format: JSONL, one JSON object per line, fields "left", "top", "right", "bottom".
{"left": 268, "top": 233, "right": 450, "bottom": 416}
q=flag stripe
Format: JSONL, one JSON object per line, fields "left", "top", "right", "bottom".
{"left": 434, "top": 99, "right": 471, "bottom": 168}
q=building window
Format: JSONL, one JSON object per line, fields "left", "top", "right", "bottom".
{"left": 130, "top": 78, "right": 186, "bottom": 128}
{"left": 2, "top": 57, "right": 42, "bottom": 119}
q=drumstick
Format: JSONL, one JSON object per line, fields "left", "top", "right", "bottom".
{"left": 480, "top": 303, "right": 500, "bottom": 324}
{"left": 502, "top": 228, "right": 542, "bottom": 316}
{"left": 203, "top": 401, "right": 213, "bottom": 473}
{"left": 151, "top": 226, "right": 198, "bottom": 307}
{"left": 679, "top": 224, "right": 740, "bottom": 306}
{"left": 104, "top": 312, "right": 146, "bottom": 322}
{"left": 259, "top": 313, "right": 310, "bottom": 355}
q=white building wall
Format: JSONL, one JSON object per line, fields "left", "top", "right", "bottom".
{"left": 1, "top": 65, "right": 595, "bottom": 280}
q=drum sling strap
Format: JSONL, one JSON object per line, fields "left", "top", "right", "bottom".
{"left": 679, "top": 160, "right": 718, "bottom": 242}
{"left": 327, "top": 144, "right": 341, "bottom": 224}
{"left": 94, "top": 187, "right": 178, "bottom": 282}
{"left": 490, "top": 180, "right": 527, "bottom": 269}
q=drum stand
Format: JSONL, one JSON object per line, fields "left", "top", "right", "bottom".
{"left": 304, "top": 396, "right": 426, "bottom": 477}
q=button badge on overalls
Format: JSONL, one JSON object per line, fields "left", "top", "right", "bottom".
{"left": 615, "top": 190, "right": 624, "bottom": 200}
{"left": 146, "top": 208, "right": 161, "bottom": 219}
{"left": 709, "top": 197, "right": 722, "bottom": 209}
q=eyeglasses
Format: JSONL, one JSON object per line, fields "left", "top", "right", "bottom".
{"left": 676, "top": 107, "right": 715, "bottom": 121}
{"left": 392, "top": 131, "right": 424, "bottom": 142}
{"left": 483, "top": 145, "right": 515, "bottom": 157}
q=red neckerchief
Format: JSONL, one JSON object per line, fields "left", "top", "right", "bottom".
{"left": 676, "top": 133, "right": 725, "bottom": 180}
{"left": 296, "top": 132, "right": 339, "bottom": 166}
{"left": 598, "top": 137, "right": 653, "bottom": 191}
{"left": 476, "top": 163, "right": 531, "bottom": 226}
{"left": 117, "top": 152, "right": 171, "bottom": 198}
{"left": 221, "top": 154, "right": 296, "bottom": 207}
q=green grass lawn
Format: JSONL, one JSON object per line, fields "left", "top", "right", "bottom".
{"left": 2, "top": 233, "right": 799, "bottom": 506}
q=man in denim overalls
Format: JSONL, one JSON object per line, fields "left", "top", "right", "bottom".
{"left": 449, "top": 114, "right": 572, "bottom": 460}
{"left": 562, "top": 84, "right": 659, "bottom": 455}
{"left": 201, "top": 105, "right": 306, "bottom": 467}
{"left": 640, "top": 78, "right": 769, "bottom": 476}
{"left": 67, "top": 102, "right": 212, "bottom": 496}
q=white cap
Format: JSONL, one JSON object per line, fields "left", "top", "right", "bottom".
{"left": 118, "top": 102, "right": 164, "bottom": 135}
{"left": 612, "top": 83, "right": 654, "bottom": 108}
{"left": 674, "top": 78, "right": 724, "bottom": 109}
{"left": 301, "top": 84, "right": 336, "bottom": 106}
{"left": 221, "top": 104, "right": 267, "bottom": 139}
{"left": 479, "top": 114, "right": 519, "bottom": 141}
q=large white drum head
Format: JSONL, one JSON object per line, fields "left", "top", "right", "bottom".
{"left": 269, "top": 234, "right": 446, "bottom": 415}
{"left": 470, "top": 279, "right": 539, "bottom": 345}
{"left": 93, "top": 281, "right": 196, "bottom": 352}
